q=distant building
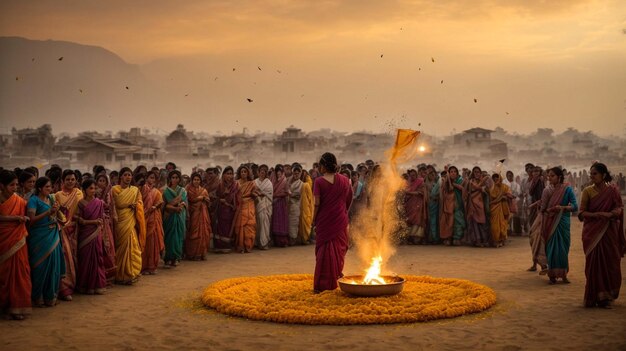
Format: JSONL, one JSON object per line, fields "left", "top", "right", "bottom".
{"left": 447, "top": 127, "right": 508, "bottom": 161}
{"left": 11, "top": 124, "right": 56, "bottom": 158}
{"left": 56, "top": 135, "right": 158, "bottom": 167}
{"left": 166, "top": 124, "right": 192, "bottom": 156}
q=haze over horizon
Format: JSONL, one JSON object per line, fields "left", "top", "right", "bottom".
{"left": 1, "top": 1, "right": 625, "bottom": 137}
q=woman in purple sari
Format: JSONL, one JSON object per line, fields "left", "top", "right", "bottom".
{"left": 313, "top": 153, "right": 353, "bottom": 292}
{"left": 75, "top": 179, "right": 107, "bottom": 294}
{"left": 579, "top": 163, "right": 625, "bottom": 308}
{"left": 272, "top": 165, "right": 290, "bottom": 247}
{"left": 214, "top": 166, "right": 237, "bottom": 252}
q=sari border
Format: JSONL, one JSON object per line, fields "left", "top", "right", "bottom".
{"left": 78, "top": 227, "right": 101, "bottom": 250}
{"left": 584, "top": 221, "right": 610, "bottom": 256}
{"left": 32, "top": 237, "right": 60, "bottom": 269}
{"left": 0, "top": 237, "right": 26, "bottom": 265}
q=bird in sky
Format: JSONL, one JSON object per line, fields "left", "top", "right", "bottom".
{"left": 58, "top": 57, "right": 63, "bottom": 61}
{"left": 247, "top": 98, "right": 253, "bottom": 102}
{"left": 474, "top": 98, "right": 478, "bottom": 103}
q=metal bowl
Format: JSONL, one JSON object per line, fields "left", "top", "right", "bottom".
{"left": 338, "top": 275, "right": 405, "bottom": 297}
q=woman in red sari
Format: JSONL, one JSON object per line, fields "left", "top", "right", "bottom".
{"left": 141, "top": 171, "right": 165, "bottom": 274}
{"left": 0, "top": 170, "right": 31, "bottom": 320}
{"left": 579, "top": 163, "right": 625, "bottom": 308}
{"left": 234, "top": 166, "right": 257, "bottom": 253}
{"left": 185, "top": 172, "right": 212, "bottom": 260}
{"left": 404, "top": 169, "right": 428, "bottom": 244}
{"left": 313, "top": 153, "right": 353, "bottom": 292}
{"left": 95, "top": 174, "right": 116, "bottom": 283}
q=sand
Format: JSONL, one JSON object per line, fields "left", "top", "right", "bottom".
{"left": 1, "top": 220, "right": 625, "bottom": 351}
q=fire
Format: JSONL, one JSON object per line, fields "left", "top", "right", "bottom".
{"left": 362, "top": 256, "right": 386, "bottom": 285}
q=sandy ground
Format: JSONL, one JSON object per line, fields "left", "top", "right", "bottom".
{"left": 1, "top": 220, "right": 625, "bottom": 351}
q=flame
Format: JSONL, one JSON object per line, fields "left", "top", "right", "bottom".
{"left": 362, "top": 256, "right": 386, "bottom": 285}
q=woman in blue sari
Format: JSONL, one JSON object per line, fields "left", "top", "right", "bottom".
{"left": 163, "top": 170, "right": 187, "bottom": 267}
{"left": 26, "top": 177, "right": 66, "bottom": 307}
{"left": 541, "top": 167, "right": 578, "bottom": 284}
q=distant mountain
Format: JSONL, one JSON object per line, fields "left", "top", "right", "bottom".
{"left": 0, "top": 36, "right": 158, "bottom": 132}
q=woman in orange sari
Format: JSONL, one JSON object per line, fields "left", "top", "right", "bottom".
{"left": 55, "top": 169, "right": 83, "bottom": 300}
{"left": 234, "top": 166, "right": 257, "bottom": 253}
{"left": 141, "top": 171, "right": 165, "bottom": 274}
{"left": 0, "top": 170, "right": 31, "bottom": 320}
{"left": 579, "top": 163, "right": 625, "bottom": 308}
{"left": 489, "top": 173, "right": 513, "bottom": 248}
{"left": 111, "top": 168, "right": 146, "bottom": 285}
{"left": 185, "top": 172, "right": 212, "bottom": 260}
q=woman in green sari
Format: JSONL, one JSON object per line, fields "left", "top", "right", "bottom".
{"left": 541, "top": 167, "right": 578, "bottom": 284}
{"left": 163, "top": 170, "right": 187, "bottom": 267}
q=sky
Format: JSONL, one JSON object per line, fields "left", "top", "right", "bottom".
{"left": 1, "top": 0, "right": 625, "bottom": 136}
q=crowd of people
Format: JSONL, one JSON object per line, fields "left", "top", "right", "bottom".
{"left": 0, "top": 154, "right": 624, "bottom": 321}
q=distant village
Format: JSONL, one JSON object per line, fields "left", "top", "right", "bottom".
{"left": 1, "top": 123, "right": 625, "bottom": 173}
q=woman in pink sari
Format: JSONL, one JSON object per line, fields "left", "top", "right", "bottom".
{"left": 272, "top": 165, "right": 290, "bottom": 247}
{"left": 55, "top": 169, "right": 83, "bottom": 301}
{"left": 141, "top": 171, "right": 165, "bottom": 274}
{"left": 313, "top": 153, "right": 353, "bottom": 292}
{"left": 186, "top": 172, "right": 212, "bottom": 260}
{"left": 579, "top": 163, "right": 625, "bottom": 308}
{"left": 404, "top": 169, "right": 428, "bottom": 244}
{"left": 95, "top": 174, "right": 116, "bottom": 284}
{"left": 75, "top": 179, "right": 107, "bottom": 294}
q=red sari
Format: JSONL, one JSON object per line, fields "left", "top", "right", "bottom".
{"left": 0, "top": 194, "right": 31, "bottom": 315}
{"left": 581, "top": 185, "right": 625, "bottom": 307}
{"left": 185, "top": 185, "right": 212, "bottom": 259}
{"left": 141, "top": 184, "right": 165, "bottom": 273}
{"left": 313, "top": 174, "right": 353, "bottom": 292}
{"left": 405, "top": 177, "right": 427, "bottom": 227}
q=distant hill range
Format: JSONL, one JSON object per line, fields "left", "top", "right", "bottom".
{"left": 0, "top": 36, "right": 155, "bottom": 131}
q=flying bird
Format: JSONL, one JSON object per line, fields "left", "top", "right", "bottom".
{"left": 418, "top": 122, "right": 421, "bottom": 126}
{"left": 15, "top": 76, "right": 19, "bottom": 81}
{"left": 79, "top": 89, "right": 83, "bottom": 93}
{"left": 505, "top": 112, "right": 510, "bottom": 115}
{"left": 184, "top": 94, "right": 189, "bottom": 97}
{"left": 246, "top": 98, "right": 253, "bottom": 102}
{"left": 214, "top": 77, "right": 219, "bottom": 81}
{"left": 440, "top": 80, "right": 444, "bottom": 84}
{"left": 418, "top": 67, "right": 421, "bottom": 71}
{"left": 232, "top": 68, "right": 236, "bottom": 71}
{"left": 380, "top": 54, "right": 384, "bottom": 58}
{"left": 58, "top": 57, "right": 64, "bottom": 61}
{"left": 276, "top": 70, "right": 282, "bottom": 74}
{"left": 31, "top": 58, "right": 35, "bottom": 62}
{"left": 257, "top": 66, "right": 262, "bottom": 71}
{"left": 474, "top": 98, "right": 478, "bottom": 103}
{"left": 431, "top": 57, "right": 435, "bottom": 63}
{"left": 125, "top": 86, "right": 129, "bottom": 90}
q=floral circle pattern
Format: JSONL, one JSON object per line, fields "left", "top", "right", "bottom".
{"left": 202, "top": 274, "right": 496, "bottom": 325}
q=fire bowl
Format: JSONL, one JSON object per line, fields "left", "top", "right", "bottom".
{"left": 338, "top": 275, "right": 405, "bottom": 297}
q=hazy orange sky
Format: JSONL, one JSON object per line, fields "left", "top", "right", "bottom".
{"left": 1, "top": 0, "right": 625, "bottom": 136}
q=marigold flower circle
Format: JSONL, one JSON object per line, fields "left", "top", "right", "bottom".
{"left": 202, "top": 274, "right": 496, "bottom": 325}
